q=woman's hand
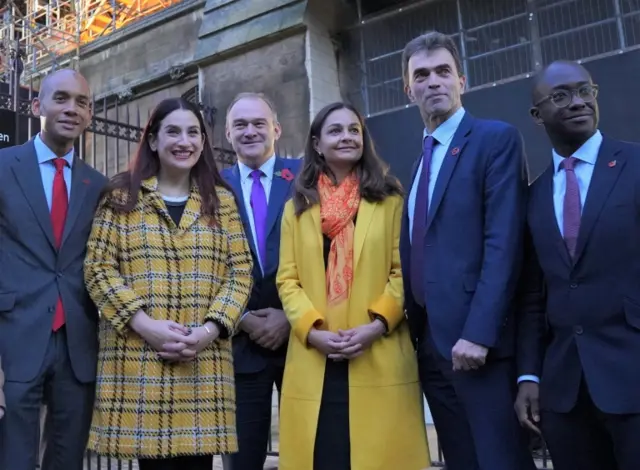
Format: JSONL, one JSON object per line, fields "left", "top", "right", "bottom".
{"left": 129, "top": 311, "right": 198, "bottom": 358}
{"left": 328, "top": 319, "right": 386, "bottom": 360}
{"left": 307, "top": 329, "right": 348, "bottom": 356}
{"left": 159, "top": 322, "right": 221, "bottom": 361}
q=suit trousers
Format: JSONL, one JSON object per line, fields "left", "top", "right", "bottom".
{"left": 0, "top": 328, "right": 95, "bottom": 470}
{"left": 224, "top": 363, "right": 284, "bottom": 470}
{"left": 542, "top": 377, "right": 640, "bottom": 470}
{"left": 418, "top": 332, "right": 535, "bottom": 470}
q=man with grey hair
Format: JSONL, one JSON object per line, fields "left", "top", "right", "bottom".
{"left": 398, "top": 31, "right": 535, "bottom": 470}
{"left": 221, "top": 92, "right": 301, "bottom": 470}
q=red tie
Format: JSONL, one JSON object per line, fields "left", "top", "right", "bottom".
{"left": 51, "top": 157, "right": 68, "bottom": 331}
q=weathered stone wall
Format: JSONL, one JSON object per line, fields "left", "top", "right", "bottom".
{"left": 199, "top": 33, "right": 310, "bottom": 157}
{"left": 70, "top": 0, "right": 351, "bottom": 168}
{"left": 78, "top": 1, "right": 204, "bottom": 98}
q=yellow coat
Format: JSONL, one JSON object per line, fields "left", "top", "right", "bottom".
{"left": 84, "top": 177, "right": 253, "bottom": 459}
{"left": 276, "top": 194, "right": 430, "bottom": 470}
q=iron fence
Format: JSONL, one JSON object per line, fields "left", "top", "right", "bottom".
{"left": 341, "top": 0, "right": 640, "bottom": 116}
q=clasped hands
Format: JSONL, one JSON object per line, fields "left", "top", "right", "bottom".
{"left": 241, "top": 308, "right": 290, "bottom": 350}
{"left": 308, "top": 319, "right": 386, "bottom": 360}
{"left": 130, "top": 311, "right": 220, "bottom": 362}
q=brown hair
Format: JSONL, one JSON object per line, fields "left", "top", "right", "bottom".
{"left": 105, "top": 97, "right": 233, "bottom": 225}
{"left": 402, "top": 31, "right": 463, "bottom": 86}
{"left": 292, "top": 102, "right": 403, "bottom": 216}
{"left": 226, "top": 92, "right": 279, "bottom": 122}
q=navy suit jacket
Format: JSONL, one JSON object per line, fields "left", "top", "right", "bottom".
{"left": 517, "top": 136, "right": 640, "bottom": 414}
{"left": 222, "top": 156, "right": 301, "bottom": 373}
{"left": 400, "top": 112, "right": 527, "bottom": 360}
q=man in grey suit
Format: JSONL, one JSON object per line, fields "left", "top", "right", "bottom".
{"left": 0, "top": 69, "right": 107, "bottom": 470}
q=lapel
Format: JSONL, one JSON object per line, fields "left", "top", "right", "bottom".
{"left": 353, "top": 199, "right": 376, "bottom": 271}
{"left": 309, "top": 203, "right": 325, "bottom": 251}
{"left": 61, "top": 157, "right": 91, "bottom": 247}
{"left": 426, "top": 112, "right": 473, "bottom": 231}
{"left": 308, "top": 203, "right": 327, "bottom": 290}
{"left": 265, "top": 157, "right": 295, "bottom": 238}
{"left": 227, "top": 165, "right": 258, "bottom": 259}
{"left": 538, "top": 165, "right": 572, "bottom": 268}
{"left": 573, "top": 137, "right": 625, "bottom": 264}
{"left": 141, "top": 177, "right": 202, "bottom": 232}
{"left": 401, "top": 156, "right": 421, "bottom": 260}
{"left": 11, "top": 141, "right": 56, "bottom": 249}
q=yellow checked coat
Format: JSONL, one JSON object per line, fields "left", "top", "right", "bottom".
{"left": 276, "top": 194, "right": 430, "bottom": 470}
{"left": 84, "top": 177, "right": 253, "bottom": 459}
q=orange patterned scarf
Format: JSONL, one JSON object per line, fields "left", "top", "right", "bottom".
{"left": 318, "top": 172, "right": 360, "bottom": 306}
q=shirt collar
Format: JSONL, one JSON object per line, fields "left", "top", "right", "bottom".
{"left": 238, "top": 154, "right": 276, "bottom": 181}
{"left": 34, "top": 133, "right": 75, "bottom": 168}
{"left": 552, "top": 130, "right": 602, "bottom": 173}
{"left": 423, "top": 107, "right": 466, "bottom": 146}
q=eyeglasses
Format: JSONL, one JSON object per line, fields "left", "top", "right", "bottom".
{"left": 534, "top": 84, "right": 599, "bottom": 108}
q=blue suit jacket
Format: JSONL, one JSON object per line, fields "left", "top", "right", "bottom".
{"left": 517, "top": 136, "right": 640, "bottom": 414}
{"left": 400, "top": 112, "right": 527, "bottom": 360}
{"left": 222, "top": 156, "right": 302, "bottom": 373}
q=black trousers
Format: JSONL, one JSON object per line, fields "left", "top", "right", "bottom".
{"left": 313, "top": 359, "right": 350, "bottom": 470}
{"left": 138, "top": 455, "right": 212, "bottom": 470}
{"left": 542, "top": 378, "right": 640, "bottom": 470}
{"left": 226, "top": 363, "right": 284, "bottom": 470}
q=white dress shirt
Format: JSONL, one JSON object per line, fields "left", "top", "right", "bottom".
{"left": 34, "top": 134, "right": 74, "bottom": 210}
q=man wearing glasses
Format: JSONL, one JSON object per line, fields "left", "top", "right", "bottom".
{"left": 515, "top": 60, "right": 640, "bottom": 470}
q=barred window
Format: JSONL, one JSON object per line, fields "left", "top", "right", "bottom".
{"left": 341, "top": 0, "right": 640, "bottom": 117}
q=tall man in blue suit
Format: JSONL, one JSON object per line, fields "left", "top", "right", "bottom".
{"left": 222, "top": 92, "right": 301, "bottom": 470}
{"left": 515, "top": 60, "right": 640, "bottom": 470}
{"left": 399, "top": 32, "right": 535, "bottom": 470}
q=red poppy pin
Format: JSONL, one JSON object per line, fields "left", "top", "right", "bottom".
{"left": 82, "top": 178, "right": 91, "bottom": 185}
{"left": 608, "top": 160, "right": 617, "bottom": 168}
{"left": 276, "top": 168, "right": 295, "bottom": 182}
{"left": 451, "top": 147, "right": 460, "bottom": 156}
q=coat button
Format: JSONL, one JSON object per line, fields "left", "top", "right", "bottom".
{"left": 570, "top": 282, "right": 578, "bottom": 289}
{"left": 574, "top": 325, "right": 583, "bottom": 335}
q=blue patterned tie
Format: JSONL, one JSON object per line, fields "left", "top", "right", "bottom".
{"left": 410, "top": 136, "right": 437, "bottom": 306}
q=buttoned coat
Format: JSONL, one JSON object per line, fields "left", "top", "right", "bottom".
{"left": 84, "top": 177, "right": 253, "bottom": 459}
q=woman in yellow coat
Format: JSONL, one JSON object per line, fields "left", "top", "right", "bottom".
{"left": 276, "top": 102, "right": 430, "bottom": 470}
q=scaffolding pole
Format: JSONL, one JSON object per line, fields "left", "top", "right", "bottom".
{"left": 0, "top": 0, "right": 183, "bottom": 82}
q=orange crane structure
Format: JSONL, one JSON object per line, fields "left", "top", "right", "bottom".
{"left": 0, "top": 0, "right": 183, "bottom": 82}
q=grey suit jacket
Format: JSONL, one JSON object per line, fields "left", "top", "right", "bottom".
{"left": 0, "top": 140, "right": 107, "bottom": 383}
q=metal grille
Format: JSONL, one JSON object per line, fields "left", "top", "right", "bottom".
{"left": 342, "top": 0, "right": 640, "bottom": 116}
